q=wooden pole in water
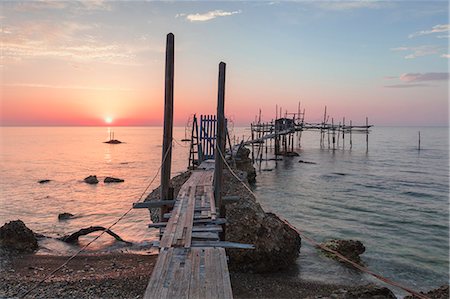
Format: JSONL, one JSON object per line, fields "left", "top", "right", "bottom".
{"left": 160, "top": 33, "right": 175, "bottom": 222}
{"left": 366, "top": 117, "right": 369, "bottom": 152}
{"left": 350, "top": 120, "right": 353, "bottom": 149}
{"left": 418, "top": 131, "right": 421, "bottom": 151}
{"left": 214, "top": 62, "right": 226, "bottom": 219}
{"left": 332, "top": 118, "right": 336, "bottom": 150}
{"left": 342, "top": 117, "right": 345, "bottom": 149}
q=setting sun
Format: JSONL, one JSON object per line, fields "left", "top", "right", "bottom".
{"left": 105, "top": 117, "right": 113, "bottom": 124}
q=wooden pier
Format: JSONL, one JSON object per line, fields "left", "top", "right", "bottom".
{"left": 135, "top": 33, "right": 253, "bottom": 299}
{"left": 243, "top": 105, "right": 373, "bottom": 164}
{"left": 142, "top": 161, "right": 237, "bottom": 299}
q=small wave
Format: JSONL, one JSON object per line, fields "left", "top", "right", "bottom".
{"left": 402, "top": 191, "right": 435, "bottom": 199}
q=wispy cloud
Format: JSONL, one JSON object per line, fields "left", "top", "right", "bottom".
{"left": 315, "top": 1, "right": 389, "bottom": 11}
{"left": 384, "top": 72, "right": 448, "bottom": 88}
{"left": 1, "top": 21, "right": 157, "bottom": 65}
{"left": 384, "top": 84, "right": 429, "bottom": 88}
{"left": 399, "top": 72, "right": 449, "bottom": 82}
{"left": 183, "top": 10, "right": 242, "bottom": 22}
{"left": 441, "top": 54, "right": 450, "bottom": 59}
{"left": 2, "top": 83, "right": 133, "bottom": 91}
{"left": 409, "top": 24, "right": 450, "bottom": 38}
{"left": 391, "top": 45, "right": 443, "bottom": 59}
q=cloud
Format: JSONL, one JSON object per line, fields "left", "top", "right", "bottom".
{"left": 441, "top": 54, "right": 450, "bottom": 58}
{"left": 185, "top": 10, "right": 241, "bottom": 22}
{"left": 409, "top": 24, "right": 450, "bottom": 38}
{"left": 384, "top": 84, "right": 429, "bottom": 88}
{"left": 315, "top": 1, "right": 389, "bottom": 10}
{"left": 391, "top": 45, "right": 443, "bottom": 59}
{"left": 0, "top": 21, "right": 158, "bottom": 66}
{"left": 399, "top": 72, "right": 449, "bottom": 82}
{"left": 383, "top": 72, "right": 448, "bottom": 88}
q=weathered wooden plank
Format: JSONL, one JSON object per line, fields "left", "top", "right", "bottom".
{"left": 183, "top": 186, "right": 196, "bottom": 248}
{"left": 161, "top": 225, "right": 222, "bottom": 234}
{"left": 191, "top": 232, "right": 220, "bottom": 241}
{"left": 191, "top": 241, "right": 255, "bottom": 249}
{"left": 150, "top": 218, "right": 226, "bottom": 228}
{"left": 205, "top": 185, "right": 216, "bottom": 220}
{"left": 144, "top": 247, "right": 172, "bottom": 298}
{"left": 133, "top": 200, "right": 176, "bottom": 209}
{"left": 188, "top": 248, "right": 201, "bottom": 299}
{"left": 218, "top": 247, "right": 233, "bottom": 299}
{"left": 160, "top": 193, "right": 187, "bottom": 248}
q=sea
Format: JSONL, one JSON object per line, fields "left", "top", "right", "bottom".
{"left": 0, "top": 126, "right": 448, "bottom": 296}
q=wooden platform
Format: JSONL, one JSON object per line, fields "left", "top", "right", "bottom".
{"left": 144, "top": 162, "right": 237, "bottom": 299}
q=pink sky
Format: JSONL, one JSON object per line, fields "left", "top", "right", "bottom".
{"left": 1, "top": 1, "right": 448, "bottom": 126}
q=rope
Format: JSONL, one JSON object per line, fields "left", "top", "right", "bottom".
{"left": 215, "top": 146, "right": 430, "bottom": 299}
{"left": 21, "top": 142, "right": 173, "bottom": 298}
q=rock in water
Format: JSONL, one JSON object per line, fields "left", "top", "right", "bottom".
{"left": 104, "top": 177, "right": 124, "bottom": 183}
{"left": 0, "top": 220, "right": 38, "bottom": 253}
{"left": 321, "top": 239, "right": 365, "bottom": 264}
{"left": 58, "top": 213, "right": 74, "bottom": 220}
{"left": 38, "top": 179, "right": 51, "bottom": 184}
{"left": 404, "top": 284, "right": 449, "bottom": 299}
{"left": 84, "top": 175, "right": 99, "bottom": 184}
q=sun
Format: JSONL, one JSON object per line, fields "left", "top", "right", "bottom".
{"left": 105, "top": 117, "right": 113, "bottom": 124}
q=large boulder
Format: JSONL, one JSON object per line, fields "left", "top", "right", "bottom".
{"left": 222, "top": 169, "right": 301, "bottom": 273}
{"left": 320, "top": 239, "right": 365, "bottom": 265}
{"left": 84, "top": 175, "right": 99, "bottom": 184}
{"left": 0, "top": 220, "right": 38, "bottom": 253}
{"left": 233, "top": 146, "right": 256, "bottom": 184}
{"left": 404, "top": 284, "right": 449, "bottom": 299}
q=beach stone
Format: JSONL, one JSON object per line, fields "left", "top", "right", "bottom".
{"left": 58, "top": 213, "right": 74, "bottom": 221}
{"left": 233, "top": 146, "right": 256, "bottom": 184}
{"left": 84, "top": 175, "right": 99, "bottom": 184}
{"left": 404, "top": 284, "right": 449, "bottom": 299}
{"left": 38, "top": 179, "right": 51, "bottom": 184}
{"left": 325, "top": 284, "right": 396, "bottom": 298}
{"left": 321, "top": 239, "right": 365, "bottom": 264}
{"left": 104, "top": 177, "right": 124, "bottom": 183}
{"left": 0, "top": 220, "right": 38, "bottom": 253}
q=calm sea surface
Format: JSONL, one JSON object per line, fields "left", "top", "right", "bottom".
{"left": 0, "top": 126, "right": 448, "bottom": 294}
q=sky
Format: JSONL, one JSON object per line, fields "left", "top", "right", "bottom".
{"left": 1, "top": 0, "right": 449, "bottom": 126}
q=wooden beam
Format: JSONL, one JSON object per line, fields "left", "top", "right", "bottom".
{"left": 191, "top": 241, "right": 255, "bottom": 249}
{"left": 133, "top": 200, "right": 176, "bottom": 209}
{"left": 160, "top": 32, "right": 175, "bottom": 221}
{"left": 148, "top": 218, "right": 227, "bottom": 228}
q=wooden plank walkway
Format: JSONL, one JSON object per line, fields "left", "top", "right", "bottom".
{"left": 144, "top": 161, "right": 234, "bottom": 299}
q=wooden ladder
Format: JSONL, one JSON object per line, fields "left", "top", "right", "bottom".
{"left": 188, "top": 115, "right": 201, "bottom": 169}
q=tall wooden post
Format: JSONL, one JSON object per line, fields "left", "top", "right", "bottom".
{"left": 160, "top": 33, "right": 175, "bottom": 222}
{"left": 418, "top": 131, "right": 421, "bottom": 151}
{"left": 214, "top": 62, "right": 226, "bottom": 219}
